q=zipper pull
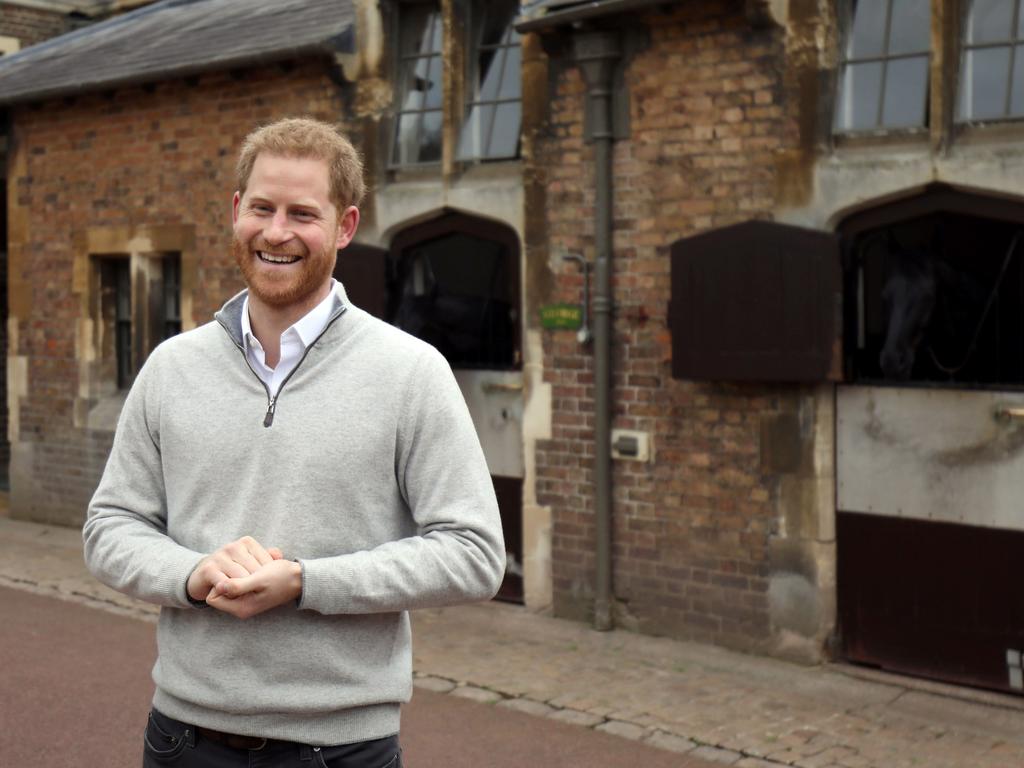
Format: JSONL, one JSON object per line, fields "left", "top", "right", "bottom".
{"left": 263, "top": 397, "right": 277, "bottom": 428}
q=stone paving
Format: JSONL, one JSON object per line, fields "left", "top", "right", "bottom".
{"left": 3, "top": 516, "right": 1023, "bottom": 767}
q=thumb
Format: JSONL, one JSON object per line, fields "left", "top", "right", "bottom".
{"left": 216, "top": 576, "right": 257, "bottom": 598}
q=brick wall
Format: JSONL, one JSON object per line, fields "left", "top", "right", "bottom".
{"left": 0, "top": 3, "right": 70, "bottom": 48}
{"left": 531, "top": 2, "right": 802, "bottom": 652}
{"left": 7, "top": 59, "right": 351, "bottom": 524}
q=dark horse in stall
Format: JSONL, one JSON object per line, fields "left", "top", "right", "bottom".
{"left": 879, "top": 233, "right": 1020, "bottom": 381}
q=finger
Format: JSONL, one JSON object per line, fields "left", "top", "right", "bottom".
{"left": 211, "top": 555, "right": 250, "bottom": 580}
{"left": 237, "top": 536, "right": 276, "bottom": 568}
{"left": 268, "top": 547, "right": 284, "bottom": 560}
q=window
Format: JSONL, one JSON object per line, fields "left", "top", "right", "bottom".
{"left": 958, "top": 0, "right": 1024, "bottom": 121}
{"left": 392, "top": 2, "right": 444, "bottom": 166}
{"left": 457, "top": 0, "right": 522, "bottom": 161}
{"left": 834, "top": 0, "right": 931, "bottom": 132}
{"left": 93, "top": 253, "right": 182, "bottom": 390}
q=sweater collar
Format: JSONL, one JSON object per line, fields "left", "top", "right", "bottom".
{"left": 215, "top": 284, "right": 350, "bottom": 349}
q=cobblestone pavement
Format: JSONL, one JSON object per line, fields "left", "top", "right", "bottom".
{"left": 3, "top": 516, "right": 1022, "bottom": 768}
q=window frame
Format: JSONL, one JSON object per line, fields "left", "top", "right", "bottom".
{"left": 389, "top": 0, "right": 445, "bottom": 169}
{"left": 955, "top": 0, "right": 1024, "bottom": 124}
{"left": 456, "top": 0, "right": 523, "bottom": 163}
{"left": 833, "top": 0, "right": 933, "bottom": 137}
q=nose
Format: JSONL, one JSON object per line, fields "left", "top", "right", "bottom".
{"left": 262, "top": 210, "right": 292, "bottom": 245}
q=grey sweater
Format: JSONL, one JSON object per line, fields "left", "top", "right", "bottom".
{"left": 83, "top": 288, "right": 505, "bottom": 745}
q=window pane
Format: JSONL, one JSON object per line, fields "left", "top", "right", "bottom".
{"left": 420, "top": 111, "right": 442, "bottom": 163}
{"left": 393, "top": 113, "right": 421, "bottom": 165}
{"left": 400, "top": 6, "right": 436, "bottom": 54}
{"left": 835, "top": 61, "right": 883, "bottom": 131}
{"left": 881, "top": 56, "right": 929, "bottom": 127}
{"left": 966, "top": 0, "right": 1014, "bottom": 44}
{"left": 487, "top": 102, "right": 521, "bottom": 158}
{"left": 480, "top": 0, "right": 517, "bottom": 47}
{"left": 1011, "top": 44, "right": 1024, "bottom": 114}
{"left": 479, "top": 46, "right": 503, "bottom": 101}
{"left": 959, "top": 46, "right": 1012, "bottom": 119}
{"left": 499, "top": 43, "right": 522, "bottom": 100}
{"left": 888, "top": 0, "right": 930, "bottom": 55}
{"left": 457, "top": 104, "right": 488, "bottom": 160}
{"left": 424, "top": 55, "right": 442, "bottom": 109}
{"left": 847, "top": 0, "right": 889, "bottom": 59}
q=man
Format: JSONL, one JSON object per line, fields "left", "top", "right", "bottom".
{"left": 83, "top": 117, "right": 505, "bottom": 767}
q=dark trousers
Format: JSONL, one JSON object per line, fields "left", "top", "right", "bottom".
{"left": 143, "top": 709, "right": 402, "bottom": 768}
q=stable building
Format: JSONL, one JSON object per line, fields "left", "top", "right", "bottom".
{"left": 3, "top": 0, "right": 1024, "bottom": 698}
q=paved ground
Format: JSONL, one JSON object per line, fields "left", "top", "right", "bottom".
{"left": 0, "top": 587, "right": 714, "bottom": 768}
{"left": 3, "top": 516, "right": 1024, "bottom": 768}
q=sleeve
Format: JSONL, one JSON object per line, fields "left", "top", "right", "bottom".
{"left": 82, "top": 350, "right": 206, "bottom": 609}
{"left": 297, "top": 347, "right": 506, "bottom": 614}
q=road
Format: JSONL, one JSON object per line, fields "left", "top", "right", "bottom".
{"left": 0, "top": 587, "right": 712, "bottom": 767}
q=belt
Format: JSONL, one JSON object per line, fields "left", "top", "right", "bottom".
{"left": 196, "top": 726, "right": 270, "bottom": 751}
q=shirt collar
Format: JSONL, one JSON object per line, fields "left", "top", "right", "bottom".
{"left": 241, "top": 279, "right": 340, "bottom": 352}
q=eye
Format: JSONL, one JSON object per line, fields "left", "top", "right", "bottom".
{"left": 292, "top": 210, "right": 316, "bottom": 221}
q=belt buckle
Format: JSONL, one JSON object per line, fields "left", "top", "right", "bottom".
{"left": 250, "top": 737, "right": 268, "bottom": 751}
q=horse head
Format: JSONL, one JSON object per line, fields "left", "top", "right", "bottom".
{"left": 879, "top": 248, "right": 937, "bottom": 380}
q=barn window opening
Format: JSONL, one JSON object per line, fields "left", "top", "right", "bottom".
{"left": 388, "top": 213, "right": 519, "bottom": 370}
{"left": 834, "top": 0, "right": 931, "bottom": 133}
{"left": 846, "top": 210, "right": 1024, "bottom": 388}
{"left": 92, "top": 252, "right": 182, "bottom": 391}
{"left": 958, "top": 0, "right": 1024, "bottom": 121}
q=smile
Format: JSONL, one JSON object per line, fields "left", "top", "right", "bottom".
{"left": 257, "top": 251, "right": 301, "bottom": 265}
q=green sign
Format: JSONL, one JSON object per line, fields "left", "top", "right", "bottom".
{"left": 540, "top": 303, "right": 582, "bottom": 330}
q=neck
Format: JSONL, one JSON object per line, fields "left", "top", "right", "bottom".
{"left": 247, "top": 282, "right": 333, "bottom": 368}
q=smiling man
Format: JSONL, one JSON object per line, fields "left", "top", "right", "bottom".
{"left": 83, "top": 118, "right": 505, "bottom": 768}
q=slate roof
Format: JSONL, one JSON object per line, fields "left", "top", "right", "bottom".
{"left": 0, "top": 0, "right": 355, "bottom": 106}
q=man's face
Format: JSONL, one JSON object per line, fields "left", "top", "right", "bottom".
{"left": 231, "top": 153, "right": 353, "bottom": 311}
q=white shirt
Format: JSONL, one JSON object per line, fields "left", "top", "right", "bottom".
{"left": 241, "top": 280, "right": 340, "bottom": 397}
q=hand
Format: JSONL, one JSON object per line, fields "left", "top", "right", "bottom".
{"left": 186, "top": 536, "right": 283, "bottom": 603}
{"left": 206, "top": 559, "right": 303, "bottom": 620}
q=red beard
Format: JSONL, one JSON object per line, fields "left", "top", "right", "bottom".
{"left": 231, "top": 235, "right": 336, "bottom": 310}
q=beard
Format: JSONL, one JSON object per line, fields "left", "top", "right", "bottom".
{"left": 231, "top": 234, "right": 336, "bottom": 310}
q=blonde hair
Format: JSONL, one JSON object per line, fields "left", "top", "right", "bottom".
{"left": 236, "top": 117, "right": 366, "bottom": 210}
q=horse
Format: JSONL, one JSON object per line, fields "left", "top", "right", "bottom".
{"left": 878, "top": 233, "right": 1019, "bottom": 382}
{"left": 878, "top": 247, "right": 937, "bottom": 381}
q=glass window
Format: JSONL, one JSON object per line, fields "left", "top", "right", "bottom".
{"left": 392, "top": 3, "right": 444, "bottom": 166}
{"left": 457, "top": 0, "right": 522, "bottom": 161}
{"left": 834, "top": 0, "right": 931, "bottom": 133}
{"left": 958, "top": 0, "right": 1024, "bottom": 121}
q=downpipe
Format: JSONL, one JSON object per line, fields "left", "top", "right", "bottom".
{"left": 572, "top": 29, "right": 621, "bottom": 632}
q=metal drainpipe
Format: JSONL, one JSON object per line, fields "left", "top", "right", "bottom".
{"left": 572, "top": 29, "right": 621, "bottom": 632}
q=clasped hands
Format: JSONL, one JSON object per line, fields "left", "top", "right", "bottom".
{"left": 186, "top": 536, "right": 302, "bottom": 620}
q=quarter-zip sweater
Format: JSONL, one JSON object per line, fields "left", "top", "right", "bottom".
{"left": 83, "top": 287, "right": 505, "bottom": 746}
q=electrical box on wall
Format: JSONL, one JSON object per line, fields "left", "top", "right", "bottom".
{"left": 611, "top": 429, "right": 651, "bottom": 462}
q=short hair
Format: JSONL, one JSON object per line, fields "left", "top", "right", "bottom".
{"left": 236, "top": 117, "right": 366, "bottom": 210}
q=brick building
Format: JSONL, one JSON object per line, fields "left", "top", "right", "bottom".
{"left": 4, "top": 0, "right": 1024, "bottom": 695}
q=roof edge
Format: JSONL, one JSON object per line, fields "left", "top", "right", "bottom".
{"left": 0, "top": 39, "right": 348, "bottom": 108}
{"left": 515, "top": 0, "right": 676, "bottom": 33}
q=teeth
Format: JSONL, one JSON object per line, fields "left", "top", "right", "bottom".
{"left": 257, "top": 251, "right": 299, "bottom": 264}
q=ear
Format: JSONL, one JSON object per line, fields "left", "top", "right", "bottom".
{"left": 335, "top": 205, "right": 361, "bottom": 250}
{"left": 232, "top": 191, "right": 242, "bottom": 225}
